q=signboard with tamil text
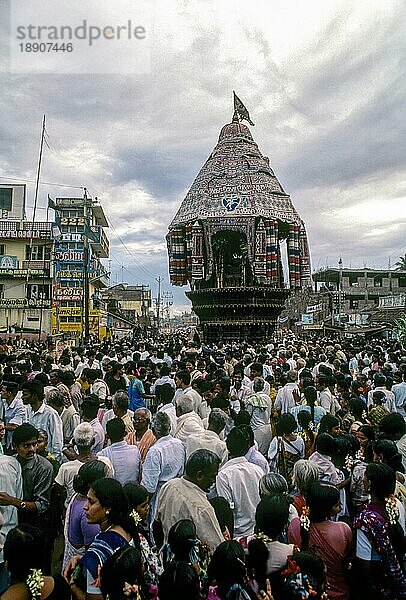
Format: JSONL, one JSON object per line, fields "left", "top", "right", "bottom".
{"left": 0, "top": 298, "right": 52, "bottom": 308}
{"left": 379, "top": 295, "right": 406, "bottom": 309}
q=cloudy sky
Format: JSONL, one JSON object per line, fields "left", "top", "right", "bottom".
{"left": 0, "top": 0, "right": 405, "bottom": 312}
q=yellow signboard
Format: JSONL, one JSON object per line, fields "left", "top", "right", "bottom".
{"left": 51, "top": 308, "right": 102, "bottom": 337}
{"left": 52, "top": 307, "right": 100, "bottom": 317}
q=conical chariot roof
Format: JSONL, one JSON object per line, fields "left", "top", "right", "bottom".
{"left": 169, "top": 120, "right": 302, "bottom": 229}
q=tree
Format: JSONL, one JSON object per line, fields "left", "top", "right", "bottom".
{"left": 394, "top": 316, "right": 406, "bottom": 346}
{"left": 395, "top": 254, "right": 406, "bottom": 271}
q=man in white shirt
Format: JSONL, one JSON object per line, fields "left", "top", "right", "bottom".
{"left": 156, "top": 449, "right": 223, "bottom": 552}
{"left": 156, "top": 383, "right": 177, "bottom": 435}
{"left": 0, "top": 454, "right": 23, "bottom": 589}
{"left": 175, "top": 370, "right": 203, "bottom": 416}
{"left": 230, "top": 371, "right": 250, "bottom": 410}
{"left": 22, "top": 380, "right": 63, "bottom": 461}
{"left": 80, "top": 395, "right": 105, "bottom": 453}
{"left": 56, "top": 422, "right": 113, "bottom": 505}
{"left": 175, "top": 394, "right": 205, "bottom": 444}
{"left": 316, "top": 375, "right": 337, "bottom": 415}
{"left": 392, "top": 371, "right": 406, "bottom": 417}
{"left": 248, "top": 363, "right": 271, "bottom": 395}
{"left": 186, "top": 408, "right": 228, "bottom": 466}
{"left": 1, "top": 380, "right": 27, "bottom": 451}
{"left": 367, "top": 373, "right": 397, "bottom": 413}
{"left": 141, "top": 412, "right": 185, "bottom": 520}
{"left": 150, "top": 364, "right": 176, "bottom": 395}
{"left": 98, "top": 418, "right": 141, "bottom": 485}
{"left": 216, "top": 426, "right": 262, "bottom": 537}
{"left": 274, "top": 371, "right": 299, "bottom": 414}
{"left": 102, "top": 391, "right": 134, "bottom": 435}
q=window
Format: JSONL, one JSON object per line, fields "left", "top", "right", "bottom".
{"left": 25, "top": 245, "right": 51, "bottom": 261}
{"left": 0, "top": 245, "right": 5, "bottom": 256}
{"left": 0, "top": 284, "right": 4, "bottom": 298}
{"left": 398, "top": 276, "right": 406, "bottom": 288}
{"left": 0, "top": 188, "right": 12, "bottom": 211}
{"left": 350, "top": 299, "right": 359, "bottom": 309}
{"left": 349, "top": 275, "right": 359, "bottom": 287}
{"left": 27, "top": 284, "right": 50, "bottom": 300}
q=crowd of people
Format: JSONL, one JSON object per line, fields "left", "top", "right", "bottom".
{"left": 0, "top": 331, "right": 405, "bottom": 600}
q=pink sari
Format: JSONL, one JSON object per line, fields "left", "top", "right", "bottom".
{"left": 288, "top": 519, "right": 352, "bottom": 600}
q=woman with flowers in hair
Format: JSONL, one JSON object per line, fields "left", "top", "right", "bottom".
{"left": 123, "top": 481, "right": 162, "bottom": 588}
{"left": 281, "top": 551, "right": 327, "bottom": 600}
{"left": 161, "top": 519, "right": 209, "bottom": 596}
{"left": 64, "top": 478, "right": 141, "bottom": 600}
{"left": 355, "top": 462, "right": 406, "bottom": 599}
{"left": 207, "top": 540, "right": 258, "bottom": 600}
{"left": 1, "top": 524, "right": 70, "bottom": 600}
{"left": 99, "top": 546, "right": 147, "bottom": 600}
{"left": 245, "top": 495, "right": 297, "bottom": 598}
{"left": 287, "top": 482, "right": 352, "bottom": 600}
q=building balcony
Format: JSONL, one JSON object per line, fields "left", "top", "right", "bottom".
{"left": 89, "top": 225, "right": 109, "bottom": 258}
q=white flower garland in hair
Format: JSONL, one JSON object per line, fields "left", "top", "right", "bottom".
{"left": 27, "top": 569, "right": 44, "bottom": 599}
{"left": 385, "top": 495, "right": 400, "bottom": 525}
{"left": 300, "top": 506, "right": 310, "bottom": 531}
{"left": 344, "top": 454, "right": 354, "bottom": 471}
{"left": 123, "top": 581, "right": 141, "bottom": 599}
{"left": 130, "top": 509, "right": 142, "bottom": 526}
{"left": 355, "top": 449, "right": 363, "bottom": 461}
{"left": 256, "top": 531, "right": 273, "bottom": 544}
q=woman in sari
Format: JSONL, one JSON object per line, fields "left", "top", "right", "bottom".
{"left": 288, "top": 482, "right": 352, "bottom": 600}
{"left": 355, "top": 462, "right": 406, "bottom": 599}
{"left": 64, "top": 478, "right": 139, "bottom": 600}
{"left": 62, "top": 460, "right": 107, "bottom": 572}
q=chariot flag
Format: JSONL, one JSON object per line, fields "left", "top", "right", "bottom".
{"left": 233, "top": 91, "right": 254, "bottom": 126}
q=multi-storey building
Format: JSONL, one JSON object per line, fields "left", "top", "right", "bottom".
{"left": 51, "top": 194, "right": 109, "bottom": 339}
{"left": 102, "top": 283, "right": 152, "bottom": 338}
{"left": 0, "top": 183, "right": 53, "bottom": 337}
{"left": 312, "top": 267, "right": 406, "bottom": 328}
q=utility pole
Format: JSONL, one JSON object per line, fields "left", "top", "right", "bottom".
{"left": 162, "top": 291, "right": 174, "bottom": 328}
{"left": 338, "top": 257, "right": 343, "bottom": 331}
{"left": 83, "top": 188, "right": 90, "bottom": 340}
{"left": 156, "top": 276, "right": 163, "bottom": 331}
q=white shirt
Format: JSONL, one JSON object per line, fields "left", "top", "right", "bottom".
{"left": 0, "top": 456, "right": 23, "bottom": 563}
{"left": 245, "top": 444, "right": 270, "bottom": 475}
{"left": 216, "top": 456, "right": 263, "bottom": 537}
{"left": 102, "top": 408, "right": 134, "bottom": 432}
{"left": 182, "top": 387, "right": 203, "bottom": 413}
{"left": 157, "top": 477, "right": 224, "bottom": 552}
{"left": 2, "top": 395, "right": 27, "bottom": 449}
{"left": 150, "top": 375, "right": 176, "bottom": 395}
{"left": 55, "top": 456, "right": 114, "bottom": 506}
{"left": 392, "top": 382, "right": 406, "bottom": 416}
{"left": 274, "top": 383, "right": 298, "bottom": 414}
{"left": 186, "top": 429, "right": 228, "bottom": 466}
{"left": 89, "top": 417, "right": 105, "bottom": 453}
{"left": 91, "top": 380, "right": 109, "bottom": 402}
{"left": 319, "top": 388, "right": 336, "bottom": 414}
{"left": 157, "top": 403, "right": 177, "bottom": 436}
{"left": 98, "top": 441, "right": 141, "bottom": 486}
{"left": 141, "top": 435, "right": 185, "bottom": 519}
{"left": 26, "top": 402, "right": 64, "bottom": 461}
{"left": 367, "top": 387, "right": 397, "bottom": 412}
{"left": 175, "top": 412, "right": 205, "bottom": 443}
